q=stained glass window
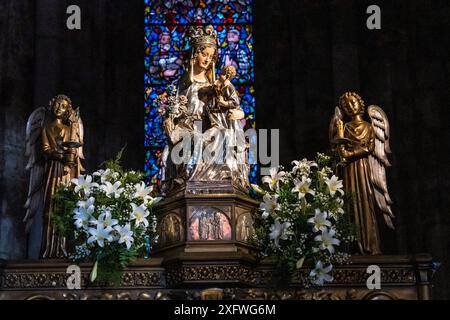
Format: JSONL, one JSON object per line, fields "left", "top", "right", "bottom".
{"left": 144, "top": 0, "right": 256, "bottom": 186}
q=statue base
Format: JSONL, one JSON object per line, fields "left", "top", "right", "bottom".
{"left": 0, "top": 254, "right": 436, "bottom": 300}
{"left": 153, "top": 182, "right": 260, "bottom": 277}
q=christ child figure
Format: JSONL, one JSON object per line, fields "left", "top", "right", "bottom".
{"left": 213, "top": 65, "right": 245, "bottom": 121}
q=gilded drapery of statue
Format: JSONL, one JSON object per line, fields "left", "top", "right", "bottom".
{"left": 24, "top": 95, "right": 84, "bottom": 258}
{"left": 159, "top": 25, "right": 249, "bottom": 195}
{"left": 330, "top": 92, "right": 394, "bottom": 254}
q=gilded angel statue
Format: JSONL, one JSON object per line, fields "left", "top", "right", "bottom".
{"left": 24, "top": 94, "right": 84, "bottom": 258}
{"left": 329, "top": 91, "right": 394, "bottom": 254}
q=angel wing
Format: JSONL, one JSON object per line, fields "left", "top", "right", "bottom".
{"left": 24, "top": 107, "right": 48, "bottom": 232}
{"left": 367, "top": 105, "right": 395, "bottom": 229}
{"left": 329, "top": 106, "right": 343, "bottom": 143}
{"left": 74, "top": 107, "right": 85, "bottom": 171}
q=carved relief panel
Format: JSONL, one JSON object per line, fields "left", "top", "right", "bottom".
{"left": 188, "top": 206, "right": 232, "bottom": 241}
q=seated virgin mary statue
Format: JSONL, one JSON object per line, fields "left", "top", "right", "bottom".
{"left": 159, "top": 25, "right": 249, "bottom": 196}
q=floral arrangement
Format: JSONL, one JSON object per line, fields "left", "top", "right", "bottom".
{"left": 53, "top": 150, "right": 161, "bottom": 284}
{"left": 250, "top": 153, "right": 355, "bottom": 286}
{"left": 156, "top": 83, "right": 188, "bottom": 117}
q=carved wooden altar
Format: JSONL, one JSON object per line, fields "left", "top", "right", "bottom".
{"left": 0, "top": 254, "right": 435, "bottom": 300}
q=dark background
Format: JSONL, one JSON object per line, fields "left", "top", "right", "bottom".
{"left": 0, "top": 0, "right": 449, "bottom": 298}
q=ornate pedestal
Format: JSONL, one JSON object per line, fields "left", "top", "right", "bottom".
{"left": 0, "top": 254, "right": 436, "bottom": 300}
{"left": 154, "top": 182, "right": 260, "bottom": 280}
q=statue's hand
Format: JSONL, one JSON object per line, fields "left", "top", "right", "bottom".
{"left": 50, "top": 150, "right": 64, "bottom": 161}
{"left": 63, "top": 165, "right": 71, "bottom": 175}
{"left": 338, "top": 145, "right": 353, "bottom": 160}
{"left": 217, "top": 96, "right": 227, "bottom": 108}
{"left": 335, "top": 119, "right": 344, "bottom": 138}
{"left": 67, "top": 109, "right": 78, "bottom": 123}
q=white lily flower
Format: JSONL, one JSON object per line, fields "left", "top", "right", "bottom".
{"left": 307, "top": 208, "right": 332, "bottom": 232}
{"left": 291, "top": 159, "right": 317, "bottom": 176}
{"left": 93, "top": 169, "right": 105, "bottom": 175}
{"left": 101, "top": 181, "right": 124, "bottom": 198}
{"left": 133, "top": 181, "right": 153, "bottom": 203}
{"left": 259, "top": 193, "right": 280, "bottom": 219}
{"left": 259, "top": 194, "right": 280, "bottom": 219}
{"left": 329, "top": 206, "right": 345, "bottom": 219}
{"left": 269, "top": 219, "right": 291, "bottom": 247}
{"left": 325, "top": 175, "right": 344, "bottom": 197}
{"left": 317, "top": 168, "right": 328, "bottom": 180}
{"left": 93, "top": 168, "right": 119, "bottom": 183}
{"left": 314, "top": 228, "right": 340, "bottom": 254}
{"left": 95, "top": 209, "right": 119, "bottom": 229}
{"left": 71, "top": 175, "right": 99, "bottom": 195}
{"left": 261, "top": 167, "right": 286, "bottom": 191}
{"left": 93, "top": 169, "right": 107, "bottom": 182}
{"left": 292, "top": 176, "right": 315, "bottom": 199}
{"left": 114, "top": 223, "right": 134, "bottom": 250}
{"left": 73, "top": 206, "right": 95, "bottom": 230}
{"left": 130, "top": 203, "right": 150, "bottom": 227}
{"left": 309, "top": 261, "right": 333, "bottom": 285}
{"left": 77, "top": 197, "right": 95, "bottom": 211}
{"left": 87, "top": 224, "right": 113, "bottom": 247}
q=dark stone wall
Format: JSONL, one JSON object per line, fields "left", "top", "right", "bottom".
{"left": 0, "top": 1, "right": 35, "bottom": 260}
{"left": 32, "top": 0, "right": 144, "bottom": 172}
{"left": 0, "top": 0, "right": 449, "bottom": 298}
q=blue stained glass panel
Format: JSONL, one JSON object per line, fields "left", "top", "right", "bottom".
{"left": 145, "top": 0, "right": 253, "bottom": 25}
{"left": 145, "top": 149, "right": 163, "bottom": 184}
{"left": 145, "top": 86, "right": 167, "bottom": 148}
{"left": 144, "top": 0, "right": 257, "bottom": 185}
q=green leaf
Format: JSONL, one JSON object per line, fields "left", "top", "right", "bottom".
{"left": 90, "top": 260, "right": 98, "bottom": 282}
{"left": 115, "top": 145, "right": 127, "bottom": 163}
{"left": 99, "top": 145, "right": 127, "bottom": 173}
{"left": 296, "top": 256, "right": 305, "bottom": 269}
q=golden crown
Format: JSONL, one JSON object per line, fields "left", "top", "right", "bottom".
{"left": 189, "top": 25, "right": 217, "bottom": 48}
